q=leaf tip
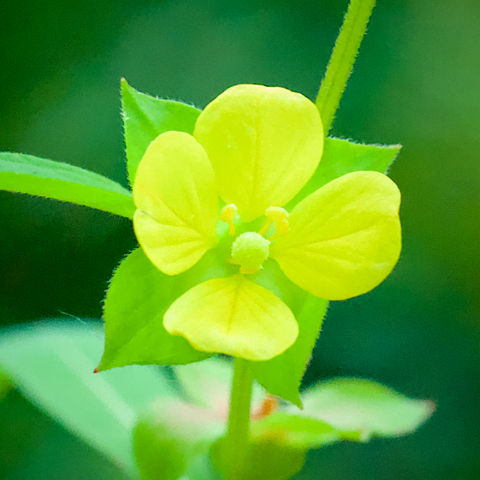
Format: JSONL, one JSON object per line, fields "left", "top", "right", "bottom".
{"left": 120, "top": 77, "right": 131, "bottom": 95}
{"left": 390, "top": 143, "right": 402, "bottom": 155}
{"left": 93, "top": 357, "right": 113, "bottom": 373}
{"left": 93, "top": 359, "right": 109, "bottom": 373}
{"left": 289, "top": 394, "right": 303, "bottom": 409}
{"left": 424, "top": 399, "right": 437, "bottom": 417}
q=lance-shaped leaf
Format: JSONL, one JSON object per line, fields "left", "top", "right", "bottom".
{"left": 0, "top": 320, "right": 175, "bottom": 477}
{"left": 121, "top": 79, "right": 201, "bottom": 183}
{"left": 98, "top": 248, "right": 217, "bottom": 371}
{"left": 0, "top": 152, "right": 135, "bottom": 218}
{"left": 288, "top": 137, "right": 401, "bottom": 207}
{"left": 248, "top": 260, "right": 328, "bottom": 407}
{"left": 248, "top": 294, "right": 327, "bottom": 407}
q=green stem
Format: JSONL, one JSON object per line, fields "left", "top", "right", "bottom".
{"left": 225, "top": 358, "right": 254, "bottom": 480}
{"left": 316, "top": 0, "right": 377, "bottom": 134}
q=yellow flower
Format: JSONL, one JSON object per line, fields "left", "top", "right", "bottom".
{"left": 132, "top": 85, "right": 401, "bottom": 362}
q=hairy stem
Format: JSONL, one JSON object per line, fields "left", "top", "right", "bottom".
{"left": 316, "top": 0, "right": 377, "bottom": 134}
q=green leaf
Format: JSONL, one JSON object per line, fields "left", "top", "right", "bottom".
{"left": 288, "top": 137, "right": 401, "bottom": 207}
{"left": 299, "top": 378, "right": 435, "bottom": 441}
{"left": 121, "top": 79, "right": 201, "bottom": 184}
{"left": 251, "top": 412, "right": 348, "bottom": 448}
{"left": 248, "top": 260, "right": 328, "bottom": 407}
{"left": 98, "top": 248, "right": 235, "bottom": 371}
{"left": 0, "top": 152, "right": 135, "bottom": 218}
{"left": 134, "top": 399, "right": 224, "bottom": 480}
{"left": 0, "top": 320, "right": 176, "bottom": 477}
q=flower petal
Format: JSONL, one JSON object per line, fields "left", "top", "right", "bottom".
{"left": 133, "top": 131, "right": 218, "bottom": 275}
{"left": 164, "top": 275, "right": 298, "bottom": 361}
{"left": 194, "top": 84, "right": 323, "bottom": 222}
{"left": 271, "top": 171, "right": 401, "bottom": 300}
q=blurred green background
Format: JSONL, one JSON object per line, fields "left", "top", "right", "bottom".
{"left": 1, "top": 0, "right": 480, "bottom": 478}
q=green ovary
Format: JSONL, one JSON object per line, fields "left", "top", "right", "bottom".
{"left": 231, "top": 232, "right": 270, "bottom": 274}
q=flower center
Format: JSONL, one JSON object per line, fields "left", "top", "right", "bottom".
{"left": 231, "top": 232, "right": 270, "bottom": 274}
{"left": 220, "top": 204, "right": 290, "bottom": 274}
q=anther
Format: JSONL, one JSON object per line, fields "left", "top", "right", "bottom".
{"left": 220, "top": 204, "right": 238, "bottom": 236}
{"left": 265, "top": 206, "right": 289, "bottom": 222}
{"left": 259, "top": 206, "right": 289, "bottom": 236}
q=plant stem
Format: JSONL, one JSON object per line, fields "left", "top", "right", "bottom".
{"left": 316, "top": 0, "right": 377, "bottom": 134}
{"left": 225, "top": 357, "right": 254, "bottom": 480}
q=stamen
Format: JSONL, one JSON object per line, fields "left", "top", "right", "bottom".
{"left": 220, "top": 204, "right": 238, "bottom": 236}
{"left": 264, "top": 206, "right": 289, "bottom": 241}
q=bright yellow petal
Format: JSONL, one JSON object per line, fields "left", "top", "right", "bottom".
{"left": 194, "top": 84, "right": 323, "bottom": 222}
{"left": 271, "top": 171, "right": 401, "bottom": 300}
{"left": 133, "top": 131, "right": 218, "bottom": 275}
{"left": 164, "top": 275, "right": 298, "bottom": 361}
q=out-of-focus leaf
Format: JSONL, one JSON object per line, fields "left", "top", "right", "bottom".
{"left": 249, "top": 261, "right": 329, "bottom": 407}
{"left": 98, "top": 248, "right": 236, "bottom": 371}
{"left": 134, "top": 399, "right": 224, "bottom": 480}
{"left": 298, "top": 378, "right": 435, "bottom": 441}
{"left": 0, "top": 320, "right": 175, "bottom": 477}
{"left": 0, "top": 389, "right": 130, "bottom": 480}
{"left": 0, "top": 152, "right": 135, "bottom": 218}
{"left": 121, "top": 79, "right": 201, "bottom": 184}
{"left": 211, "top": 435, "right": 306, "bottom": 480}
{"left": 289, "top": 137, "right": 401, "bottom": 207}
{"left": 251, "top": 412, "right": 350, "bottom": 448}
